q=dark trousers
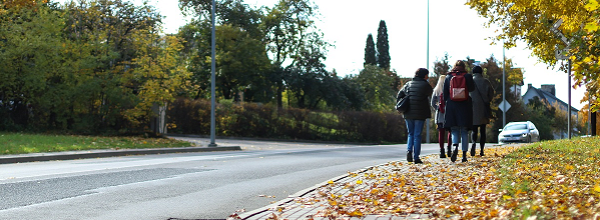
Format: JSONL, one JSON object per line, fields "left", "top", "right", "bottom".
{"left": 471, "top": 125, "right": 486, "bottom": 147}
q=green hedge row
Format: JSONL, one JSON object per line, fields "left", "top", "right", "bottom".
{"left": 167, "top": 98, "right": 407, "bottom": 144}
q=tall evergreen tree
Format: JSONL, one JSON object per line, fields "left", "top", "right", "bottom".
{"left": 376, "top": 20, "right": 390, "bottom": 70}
{"left": 364, "top": 34, "right": 377, "bottom": 66}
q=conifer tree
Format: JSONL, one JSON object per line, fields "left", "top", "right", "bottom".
{"left": 376, "top": 20, "right": 391, "bottom": 70}
{"left": 364, "top": 34, "right": 377, "bottom": 66}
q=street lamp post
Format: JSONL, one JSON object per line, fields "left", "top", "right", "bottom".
{"left": 209, "top": 0, "right": 217, "bottom": 147}
{"left": 426, "top": 0, "right": 430, "bottom": 143}
{"left": 502, "top": 42, "right": 506, "bottom": 128}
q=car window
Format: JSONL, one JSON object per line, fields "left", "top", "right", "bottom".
{"left": 504, "top": 123, "right": 528, "bottom": 130}
{"left": 530, "top": 123, "right": 537, "bottom": 130}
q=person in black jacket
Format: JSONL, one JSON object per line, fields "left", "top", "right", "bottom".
{"left": 396, "top": 68, "right": 433, "bottom": 164}
{"left": 443, "top": 60, "right": 475, "bottom": 162}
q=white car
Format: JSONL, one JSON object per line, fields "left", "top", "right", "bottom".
{"left": 498, "top": 121, "right": 540, "bottom": 144}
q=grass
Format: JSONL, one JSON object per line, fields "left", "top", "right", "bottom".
{"left": 0, "top": 132, "right": 194, "bottom": 155}
{"left": 496, "top": 136, "right": 600, "bottom": 219}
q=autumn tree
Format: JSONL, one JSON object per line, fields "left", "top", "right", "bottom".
{"left": 364, "top": 34, "right": 377, "bottom": 66}
{"left": 466, "top": 0, "right": 600, "bottom": 111}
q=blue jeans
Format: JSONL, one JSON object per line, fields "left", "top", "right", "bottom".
{"left": 451, "top": 126, "right": 469, "bottom": 151}
{"left": 405, "top": 119, "right": 425, "bottom": 160}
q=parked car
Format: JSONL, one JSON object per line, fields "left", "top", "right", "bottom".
{"left": 498, "top": 121, "right": 540, "bottom": 144}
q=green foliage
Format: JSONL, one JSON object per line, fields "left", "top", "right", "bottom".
{"left": 168, "top": 98, "right": 407, "bottom": 143}
{"left": 355, "top": 65, "right": 397, "bottom": 112}
{"left": 0, "top": 1, "right": 193, "bottom": 134}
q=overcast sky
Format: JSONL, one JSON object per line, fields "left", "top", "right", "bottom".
{"left": 55, "top": 0, "right": 588, "bottom": 110}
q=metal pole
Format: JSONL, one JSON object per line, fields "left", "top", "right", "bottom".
{"left": 502, "top": 43, "right": 506, "bottom": 128}
{"left": 425, "top": 0, "right": 430, "bottom": 143}
{"left": 568, "top": 59, "right": 572, "bottom": 139}
{"left": 209, "top": 0, "right": 217, "bottom": 147}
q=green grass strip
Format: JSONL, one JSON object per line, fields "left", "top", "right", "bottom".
{"left": 0, "top": 132, "right": 194, "bottom": 155}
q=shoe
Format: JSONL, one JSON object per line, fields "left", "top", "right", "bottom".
{"left": 440, "top": 147, "right": 447, "bottom": 158}
{"left": 450, "top": 144, "right": 458, "bottom": 162}
{"left": 462, "top": 151, "right": 468, "bottom": 162}
{"left": 446, "top": 145, "right": 452, "bottom": 159}
{"left": 415, "top": 158, "right": 423, "bottom": 164}
{"left": 480, "top": 146, "right": 485, "bottom": 156}
{"left": 407, "top": 151, "right": 413, "bottom": 162}
{"left": 470, "top": 144, "right": 476, "bottom": 156}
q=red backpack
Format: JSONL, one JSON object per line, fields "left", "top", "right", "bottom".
{"left": 449, "top": 72, "right": 468, "bottom": 101}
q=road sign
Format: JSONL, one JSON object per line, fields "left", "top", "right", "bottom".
{"left": 499, "top": 100, "right": 511, "bottom": 112}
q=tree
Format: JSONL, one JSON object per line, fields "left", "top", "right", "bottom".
{"left": 376, "top": 20, "right": 390, "bottom": 70}
{"left": 178, "top": 0, "right": 271, "bottom": 102}
{"left": 261, "top": 0, "right": 328, "bottom": 109}
{"left": 364, "top": 34, "right": 377, "bottom": 66}
{"left": 466, "top": 0, "right": 600, "bottom": 111}
{"left": 0, "top": 2, "right": 65, "bottom": 128}
{"left": 355, "top": 65, "right": 395, "bottom": 112}
{"left": 123, "top": 30, "right": 195, "bottom": 127}
{"left": 433, "top": 53, "right": 451, "bottom": 76}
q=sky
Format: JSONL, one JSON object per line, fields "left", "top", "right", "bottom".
{"left": 55, "top": 0, "right": 588, "bottom": 110}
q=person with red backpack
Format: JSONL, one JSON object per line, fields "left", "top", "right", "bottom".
{"left": 443, "top": 60, "right": 475, "bottom": 162}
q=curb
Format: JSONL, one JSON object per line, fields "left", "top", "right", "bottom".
{"left": 0, "top": 146, "right": 242, "bottom": 164}
{"left": 236, "top": 164, "right": 380, "bottom": 220}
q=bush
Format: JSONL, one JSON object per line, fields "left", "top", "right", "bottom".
{"left": 167, "top": 98, "right": 407, "bottom": 144}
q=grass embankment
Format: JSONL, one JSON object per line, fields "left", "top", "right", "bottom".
{"left": 305, "top": 136, "right": 600, "bottom": 219}
{"left": 0, "top": 133, "right": 194, "bottom": 155}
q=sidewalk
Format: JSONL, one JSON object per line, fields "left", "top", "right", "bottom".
{"left": 232, "top": 146, "right": 500, "bottom": 220}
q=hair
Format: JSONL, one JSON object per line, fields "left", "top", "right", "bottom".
{"left": 455, "top": 60, "right": 466, "bottom": 68}
{"left": 433, "top": 75, "right": 446, "bottom": 96}
{"left": 415, "top": 68, "right": 429, "bottom": 78}
{"left": 473, "top": 66, "right": 483, "bottom": 74}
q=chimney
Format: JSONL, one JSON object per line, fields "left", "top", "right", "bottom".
{"left": 541, "top": 84, "right": 556, "bottom": 96}
{"left": 528, "top": 83, "right": 532, "bottom": 89}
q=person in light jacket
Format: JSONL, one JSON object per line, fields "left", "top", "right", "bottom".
{"left": 431, "top": 75, "right": 452, "bottom": 158}
{"left": 397, "top": 68, "right": 433, "bottom": 164}
{"left": 470, "top": 66, "right": 495, "bottom": 156}
{"left": 443, "top": 60, "right": 475, "bottom": 162}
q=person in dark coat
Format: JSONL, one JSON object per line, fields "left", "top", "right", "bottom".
{"left": 396, "top": 68, "right": 433, "bottom": 164}
{"left": 470, "top": 66, "right": 495, "bottom": 156}
{"left": 443, "top": 60, "right": 475, "bottom": 162}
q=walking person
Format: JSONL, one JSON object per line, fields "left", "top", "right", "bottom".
{"left": 431, "top": 75, "right": 452, "bottom": 158}
{"left": 470, "top": 66, "right": 495, "bottom": 156}
{"left": 443, "top": 60, "right": 475, "bottom": 162}
{"left": 396, "top": 68, "right": 433, "bottom": 164}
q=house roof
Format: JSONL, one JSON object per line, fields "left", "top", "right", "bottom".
{"left": 524, "top": 86, "right": 579, "bottom": 112}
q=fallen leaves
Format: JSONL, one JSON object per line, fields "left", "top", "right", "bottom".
{"left": 248, "top": 136, "right": 600, "bottom": 219}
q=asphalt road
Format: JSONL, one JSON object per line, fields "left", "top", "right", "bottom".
{"left": 0, "top": 139, "right": 453, "bottom": 220}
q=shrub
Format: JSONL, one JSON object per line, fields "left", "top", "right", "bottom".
{"left": 167, "top": 98, "right": 407, "bottom": 144}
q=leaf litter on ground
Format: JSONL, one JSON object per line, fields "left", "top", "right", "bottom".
{"left": 248, "top": 136, "right": 600, "bottom": 219}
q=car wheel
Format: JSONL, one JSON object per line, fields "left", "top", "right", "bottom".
{"left": 527, "top": 136, "right": 532, "bottom": 143}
